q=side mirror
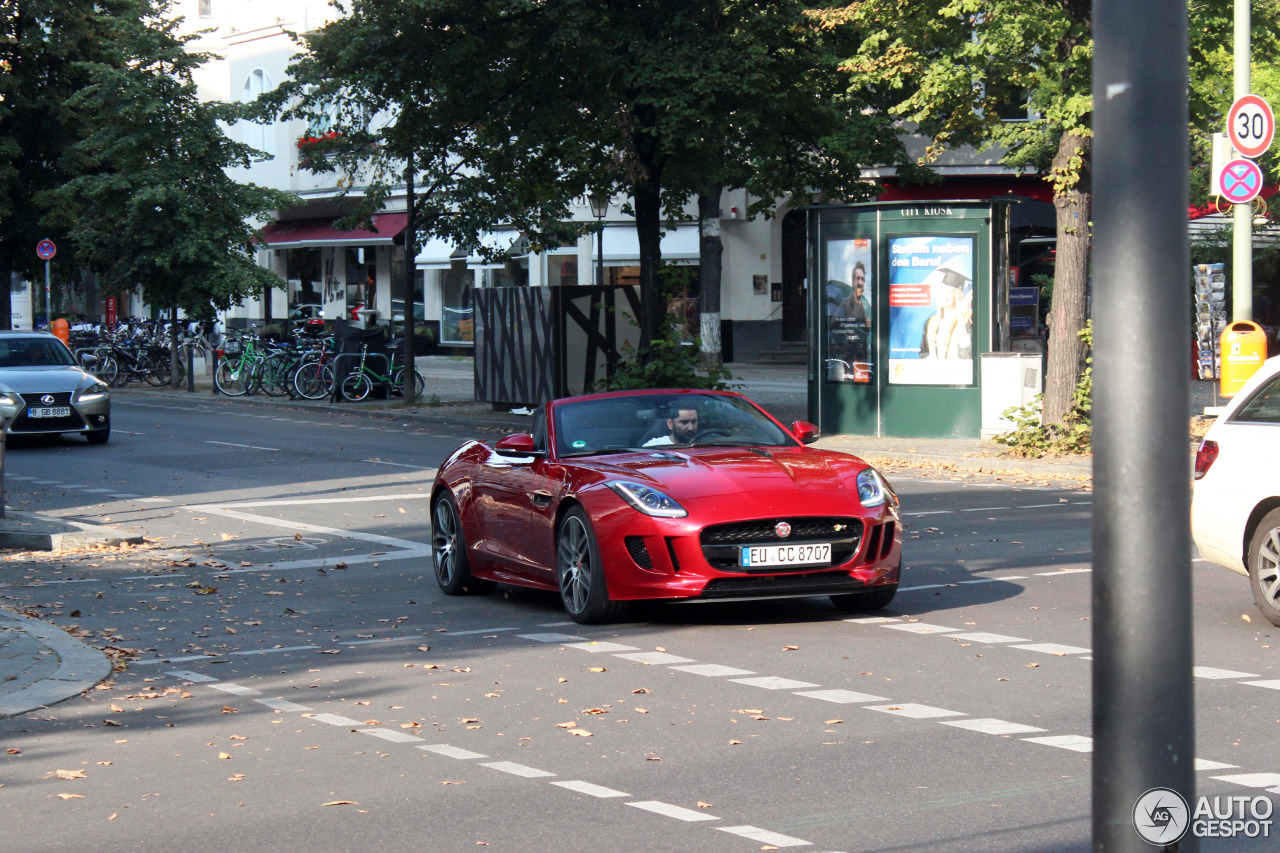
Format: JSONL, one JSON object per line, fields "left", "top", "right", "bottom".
{"left": 791, "top": 420, "right": 820, "bottom": 445}
{"left": 494, "top": 433, "right": 545, "bottom": 458}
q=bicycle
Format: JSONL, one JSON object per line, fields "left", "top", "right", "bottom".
{"left": 339, "top": 343, "right": 425, "bottom": 402}
{"left": 291, "top": 336, "right": 338, "bottom": 400}
{"left": 214, "top": 332, "right": 267, "bottom": 396}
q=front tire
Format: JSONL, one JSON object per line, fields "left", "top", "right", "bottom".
{"left": 431, "top": 494, "right": 496, "bottom": 596}
{"left": 557, "top": 507, "right": 627, "bottom": 624}
{"left": 86, "top": 427, "right": 110, "bottom": 445}
{"left": 341, "top": 372, "right": 372, "bottom": 402}
{"left": 214, "top": 360, "right": 248, "bottom": 396}
{"left": 1248, "top": 508, "right": 1280, "bottom": 627}
{"left": 830, "top": 584, "right": 898, "bottom": 612}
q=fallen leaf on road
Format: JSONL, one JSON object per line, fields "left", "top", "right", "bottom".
{"left": 228, "top": 774, "right": 245, "bottom": 782}
{"left": 1025, "top": 663, "right": 1040, "bottom": 668}
{"left": 735, "top": 709, "right": 763, "bottom": 714}
{"left": 568, "top": 729, "right": 591, "bottom": 737}
{"left": 220, "top": 706, "right": 238, "bottom": 714}
{"left": 321, "top": 801, "right": 356, "bottom": 806}
{"left": 440, "top": 781, "right": 464, "bottom": 785}
{"left": 783, "top": 645, "right": 799, "bottom": 651}
{"left": 294, "top": 533, "right": 302, "bottom": 541}
{"left": 825, "top": 719, "right": 844, "bottom": 725}
{"left": 729, "top": 740, "right": 742, "bottom": 745}
{"left": 632, "top": 687, "right": 650, "bottom": 694}
{"left": 557, "top": 722, "right": 578, "bottom": 728}
{"left": 583, "top": 708, "right": 607, "bottom": 715}
{"left": 697, "top": 801, "right": 713, "bottom": 808}
{"left": 218, "top": 752, "right": 231, "bottom": 760}
{"left": 6, "top": 748, "right": 19, "bottom": 755}
{"left": 588, "top": 667, "right": 606, "bottom": 673}
{"left": 57, "top": 793, "right": 83, "bottom": 799}
{"left": 320, "top": 650, "right": 341, "bottom": 655}
{"left": 558, "top": 677, "right": 568, "bottom": 683}
{"left": 655, "top": 647, "right": 666, "bottom": 652}
{"left": 54, "top": 770, "right": 87, "bottom": 780}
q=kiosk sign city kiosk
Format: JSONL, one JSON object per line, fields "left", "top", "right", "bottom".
{"left": 809, "top": 201, "right": 1018, "bottom": 439}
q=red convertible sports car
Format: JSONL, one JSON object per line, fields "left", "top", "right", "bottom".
{"left": 430, "top": 389, "right": 902, "bottom": 623}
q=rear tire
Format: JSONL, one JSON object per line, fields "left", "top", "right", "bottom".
{"left": 1248, "top": 508, "right": 1280, "bottom": 627}
{"left": 431, "top": 494, "right": 496, "bottom": 595}
{"left": 292, "top": 362, "right": 334, "bottom": 400}
{"left": 557, "top": 507, "right": 628, "bottom": 624}
{"left": 830, "top": 584, "right": 898, "bottom": 612}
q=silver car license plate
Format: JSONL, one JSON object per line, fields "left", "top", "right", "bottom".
{"left": 740, "top": 543, "right": 831, "bottom": 567}
{"left": 28, "top": 406, "right": 71, "bottom": 419}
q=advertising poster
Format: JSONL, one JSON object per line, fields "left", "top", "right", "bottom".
{"left": 824, "top": 237, "right": 875, "bottom": 384}
{"left": 9, "top": 276, "right": 32, "bottom": 330}
{"left": 887, "top": 235, "right": 975, "bottom": 385}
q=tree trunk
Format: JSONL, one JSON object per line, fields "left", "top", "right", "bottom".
{"left": 633, "top": 178, "right": 664, "bottom": 349}
{"left": 169, "top": 300, "right": 182, "bottom": 388}
{"left": 697, "top": 186, "right": 723, "bottom": 371}
{"left": 1041, "top": 131, "right": 1091, "bottom": 426}
{"left": 401, "top": 152, "right": 418, "bottom": 403}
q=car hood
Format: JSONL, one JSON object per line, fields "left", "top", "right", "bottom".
{"left": 580, "top": 446, "right": 871, "bottom": 502}
{"left": 0, "top": 366, "right": 95, "bottom": 393}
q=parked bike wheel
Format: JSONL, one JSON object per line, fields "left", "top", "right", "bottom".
{"left": 214, "top": 359, "right": 249, "bottom": 396}
{"left": 146, "top": 356, "right": 171, "bottom": 386}
{"left": 340, "top": 372, "right": 373, "bottom": 402}
{"left": 392, "top": 368, "right": 426, "bottom": 400}
{"left": 258, "top": 354, "right": 293, "bottom": 397}
{"left": 94, "top": 355, "right": 119, "bottom": 388}
{"left": 292, "top": 362, "right": 334, "bottom": 400}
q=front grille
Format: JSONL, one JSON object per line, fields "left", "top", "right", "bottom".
{"left": 17, "top": 392, "right": 73, "bottom": 407}
{"left": 700, "top": 516, "right": 863, "bottom": 571}
{"left": 695, "top": 571, "right": 866, "bottom": 600}
{"left": 624, "top": 536, "right": 653, "bottom": 569}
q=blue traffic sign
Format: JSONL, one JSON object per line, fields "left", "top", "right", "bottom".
{"left": 35, "top": 239, "right": 56, "bottom": 260}
{"left": 1218, "top": 159, "right": 1264, "bottom": 204}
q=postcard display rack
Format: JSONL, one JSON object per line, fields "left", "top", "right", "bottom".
{"left": 1194, "top": 263, "right": 1227, "bottom": 379}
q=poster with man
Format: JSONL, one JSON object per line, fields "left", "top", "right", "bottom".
{"left": 887, "top": 236, "right": 974, "bottom": 385}
{"left": 824, "top": 237, "right": 874, "bottom": 383}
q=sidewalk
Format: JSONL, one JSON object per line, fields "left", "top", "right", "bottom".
{"left": 0, "top": 356, "right": 1216, "bottom": 717}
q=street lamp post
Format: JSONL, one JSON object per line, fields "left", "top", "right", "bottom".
{"left": 588, "top": 194, "right": 608, "bottom": 286}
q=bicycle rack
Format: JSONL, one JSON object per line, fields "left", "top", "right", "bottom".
{"left": 330, "top": 352, "right": 391, "bottom": 402}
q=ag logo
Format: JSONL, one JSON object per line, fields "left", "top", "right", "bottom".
{"left": 1133, "top": 787, "right": 1189, "bottom": 845}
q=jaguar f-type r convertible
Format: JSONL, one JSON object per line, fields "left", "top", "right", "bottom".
{"left": 430, "top": 389, "right": 901, "bottom": 623}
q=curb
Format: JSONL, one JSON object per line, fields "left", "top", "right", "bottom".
{"left": 0, "top": 511, "right": 147, "bottom": 552}
{"left": 0, "top": 609, "right": 112, "bottom": 718}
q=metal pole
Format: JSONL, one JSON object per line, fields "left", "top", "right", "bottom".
{"left": 0, "top": 419, "right": 6, "bottom": 519}
{"left": 597, "top": 223, "right": 605, "bottom": 287}
{"left": 44, "top": 259, "right": 51, "bottom": 329}
{"left": 1093, "top": 0, "right": 1196, "bottom": 850}
{"left": 1232, "top": 0, "right": 1253, "bottom": 323}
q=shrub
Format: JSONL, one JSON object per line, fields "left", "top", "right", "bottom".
{"left": 992, "top": 321, "right": 1093, "bottom": 457}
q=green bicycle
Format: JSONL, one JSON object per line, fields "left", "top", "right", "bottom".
{"left": 339, "top": 344, "right": 426, "bottom": 402}
{"left": 214, "top": 333, "right": 267, "bottom": 396}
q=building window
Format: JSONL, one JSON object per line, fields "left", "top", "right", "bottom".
{"left": 199, "top": 0, "right": 213, "bottom": 16}
{"left": 240, "top": 69, "right": 274, "bottom": 157}
{"left": 441, "top": 268, "right": 474, "bottom": 345}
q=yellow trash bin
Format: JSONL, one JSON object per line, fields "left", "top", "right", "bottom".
{"left": 1220, "top": 320, "right": 1268, "bottom": 396}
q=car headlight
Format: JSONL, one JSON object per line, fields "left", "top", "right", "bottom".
{"left": 605, "top": 481, "right": 688, "bottom": 518}
{"left": 856, "top": 468, "right": 888, "bottom": 507}
{"left": 0, "top": 392, "right": 19, "bottom": 408}
{"left": 76, "top": 383, "right": 110, "bottom": 403}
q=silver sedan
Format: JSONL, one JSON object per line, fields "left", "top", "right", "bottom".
{"left": 0, "top": 331, "right": 111, "bottom": 443}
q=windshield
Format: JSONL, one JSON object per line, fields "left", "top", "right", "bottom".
{"left": 0, "top": 337, "right": 75, "bottom": 368}
{"left": 553, "top": 392, "right": 796, "bottom": 457}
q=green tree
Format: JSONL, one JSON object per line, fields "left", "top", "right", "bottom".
{"left": 0, "top": 0, "right": 145, "bottom": 326}
{"left": 43, "top": 2, "right": 295, "bottom": 380}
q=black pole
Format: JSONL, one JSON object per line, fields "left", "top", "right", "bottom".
{"left": 1092, "top": 1, "right": 1196, "bottom": 850}
{"left": 597, "top": 223, "right": 604, "bottom": 287}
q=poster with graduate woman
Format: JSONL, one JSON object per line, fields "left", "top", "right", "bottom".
{"left": 887, "top": 235, "right": 974, "bottom": 385}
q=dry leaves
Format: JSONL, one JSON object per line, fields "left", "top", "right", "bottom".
{"left": 54, "top": 769, "right": 87, "bottom": 780}
{"left": 321, "top": 800, "right": 357, "bottom": 806}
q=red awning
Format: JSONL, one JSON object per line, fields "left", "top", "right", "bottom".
{"left": 259, "top": 213, "right": 409, "bottom": 248}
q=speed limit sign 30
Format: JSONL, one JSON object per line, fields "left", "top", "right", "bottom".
{"left": 1228, "top": 94, "right": 1275, "bottom": 159}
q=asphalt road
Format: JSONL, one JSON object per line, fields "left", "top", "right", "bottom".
{"left": 0, "top": 394, "right": 1277, "bottom": 852}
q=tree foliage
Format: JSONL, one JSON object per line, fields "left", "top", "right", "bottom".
{"left": 44, "top": 3, "right": 293, "bottom": 324}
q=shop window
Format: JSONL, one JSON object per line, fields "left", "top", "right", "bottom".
{"left": 345, "top": 246, "right": 376, "bottom": 321}
{"left": 441, "top": 267, "right": 474, "bottom": 345}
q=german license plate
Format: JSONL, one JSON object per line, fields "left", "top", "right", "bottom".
{"left": 28, "top": 406, "right": 70, "bottom": 419}
{"left": 740, "top": 543, "right": 831, "bottom": 567}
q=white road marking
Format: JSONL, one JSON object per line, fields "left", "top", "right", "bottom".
{"left": 165, "top": 670, "right": 216, "bottom": 682}
{"left": 213, "top": 494, "right": 431, "bottom": 508}
{"left": 669, "top": 664, "right": 755, "bottom": 677}
{"left": 208, "top": 683, "right": 260, "bottom": 696}
{"left": 418, "top": 744, "right": 487, "bottom": 759}
{"left": 551, "top": 780, "right": 631, "bottom": 798}
{"left": 206, "top": 440, "right": 278, "bottom": 451}
{"left": 133, "top": 654, "right": 218, "bottom": 665}
{"left": 1210, "top": 772, "right": 1280, "bottom": 788}
{"left": 626, "top": 801, "right": 720, "bottom": 822}
{"left": 518, "top": 633, "right": 588, "bottom": 643}
{"left": 134, "top": 498, "right": 171, "bottom": 504}
{"left": 1242, "top": 679, "right": 1280, "bottom": 691}
{"left": 446, "top": 627, "right": 519, "bottom": 636}
{"left": 482, "top": 761, "right": 555, "bottom": 779}
{"left": 1194, "top": 666, "right": 1259, "bottom": 679}
{"left": 255, "top": 698, "right": 313, "bottom": 713}
{"left": 843, "top": 616, "right": 900, "bottom": 624}
{"left": 947, "top": 632, "right": 1029, "bottom": 643}
{"left": 614, "top": 652, "right": 696, "bottom": 665}
{"left": 361, "top": 728, "right": 424, "bottom": 743}
{"left": 30, "top": 480, "right": 62, "bottom": 485}
{"left": 958, "top": 578, "right": 999, "bottom": 585}
{"left": 867, "top": 703, "right": 964, "bottom": 719}
{"left": 109, "top": 493, "right": 141, "bottom": 499}
{"left": 882, "top": 623, "right": 961, "bottom": 634}
{"left": 310, "top": 713, "right": 367, "bottom": 727}
{"left": 185, "top": 504, "right": 425, "bottom": 551}
{"left": 564, "top": 641, "right": 640, "bottom": 653}
{"left": 941, "top": 718, "right": 1047, "bottom": 736}
{"left": 1194, "top": 759, "right": 1239, "bottom": 771}
{"left": 221, "top": 550, "right": 430, "bottom": 573}
{"left": 342, "top": 638, "right": 410, "bottom": 646}
{"left": 538, "top": 622, "right": 577, "bottom": 627}
{"left": 793, "top": 689, "right": 887, "bottom": 704}
{"left": 1035, "top": 568, "right": 1091, "bottom": 575}
{"left": 367, "top": 460, "right": 436, "bottom": 471}
{"left": 1023, "top": 735, "right": 1093, "bottom": 752}
{"left": 716, "top": 826, "right": 810, "bottom": 847}
{"left": 234, "top": 645, "right": 321, "bottom": 655}
{"left": 1012, "top": 643, "right": 1091, "bottom": 655}
{"left": 961, "top": 506, "right": 1016, "bottom": 512}
{"left": 80, "top": 488, "right": 116, "bottom": 494}
{"left": 730, "top": 676, "right": 821, "bottom": 690}
{"left": 900, "top": 584, "right": 946, "bottom": 591}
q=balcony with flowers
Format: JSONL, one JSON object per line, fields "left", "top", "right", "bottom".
{"left": 295, "top": 130, "right": 343, "bottom": 170}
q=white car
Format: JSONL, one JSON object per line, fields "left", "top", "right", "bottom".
{"left": 1191, "top": 354, "right": 1280, "bottom": 625}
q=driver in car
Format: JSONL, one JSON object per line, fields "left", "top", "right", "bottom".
{"left": 643, "top": 404, "right": 700, "bottom": 446}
